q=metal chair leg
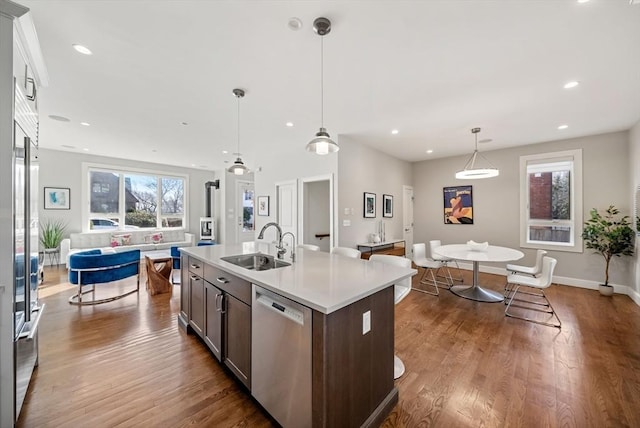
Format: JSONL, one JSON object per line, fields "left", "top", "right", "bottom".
{"left": 413, "top": 267, "right": 439, "bottom": 296}
{"left": 505, "top": 285, "right": 561, "bottom": 328}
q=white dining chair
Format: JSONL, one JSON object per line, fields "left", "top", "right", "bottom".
{"left": 369, "top": 254, "right": 411, "bottom": 379}
{"left": 504, "top": 256, "right": 561, "bottom": 329}
{"left": 504, "top": 249, "right": 547, "bottom": 300}
{"left": 429, "top": 240, "right": 463, "bottom": 284}
{"left": 330, "top": 246, "right": 361, "bottom": 258}
{"left": 411, "top": 243, "right": 447, "bottom": 296}
{"left": 297, "top": 244, "right": 320, "bottom": 251}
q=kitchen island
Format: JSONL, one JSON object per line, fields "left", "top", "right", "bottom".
{"left": 178, "top": 242, "right": 416, "bottom": 428}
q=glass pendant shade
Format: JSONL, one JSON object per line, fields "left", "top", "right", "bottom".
{"left": 456, "top": 128, "right": 499, "bottom": 179}
{"left": 306, "top": 127, "right": 338, "bottom": 155}
{"left": 228, "top": 157, "right": 248, "bottom": 175}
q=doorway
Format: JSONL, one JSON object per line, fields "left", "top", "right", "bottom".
{"left": 299, "top": 174, "right": 333, "bottom": 252}
{"left": 236, "top": 180, "right": 255, "bottom": 243}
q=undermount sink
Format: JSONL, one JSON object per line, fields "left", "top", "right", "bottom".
{"left": 221, "top": 253, "right": 291, "bottom": 271}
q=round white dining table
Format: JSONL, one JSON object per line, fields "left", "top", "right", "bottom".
{"left": 433, "top": 244, "right": 524, "bottom": 303}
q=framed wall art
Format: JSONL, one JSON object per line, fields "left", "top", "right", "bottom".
{"left": 383, "top": 194, "right": 393, "bottom": 218}
{"left": 257, "top": 196, "right": 269, "bottom": 216}
{"left": 44, "top": 187, "right": 70, "bottom": 210}
{"left": 443, "top": 185, "right": 473, "bottom": 224}
{"left": 363, "top": 192, "right": 376, "bottom": 218}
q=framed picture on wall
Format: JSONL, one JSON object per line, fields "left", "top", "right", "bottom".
{"left": 363, "top": 192, "right": 376, "bottom": 218}
{"left": 383, "top": 194, "right": 393, "bottom": 218}
{"left": 257, "top": 196, "right": 269, "bottom": 216}
{"left": 443, "top": 185, "right": 473, "bottom": 224}
{"left": 44, "top": 187, "right": 70, "bottom": 210}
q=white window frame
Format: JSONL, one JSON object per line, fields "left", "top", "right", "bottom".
{"left": 519, "top": 149, "right": 583, "bottom": 253}
{"left": 82, "top": 162, "right": 189, "bottom": 232}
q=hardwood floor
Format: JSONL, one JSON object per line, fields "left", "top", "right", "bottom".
{"left": 17, "top": 265, "right": 640, "bottom": 427}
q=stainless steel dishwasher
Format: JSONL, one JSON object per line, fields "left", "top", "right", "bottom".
{"left": 252, "top": 284, "right": 312, "bottom": 428}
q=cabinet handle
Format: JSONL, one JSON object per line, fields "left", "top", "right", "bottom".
{"left": 215, "top": 293, "right": 223, "bottom": 312}
{"left": 220, "top": 294, "right": 226, "bottom": 314}
{"left": 26, "top": 77, "right": 36, "bottom": 101}
{"left": 190, "top": 264, "right": 200, "bottom": 269}
{"left": 216, "top": 277, "right": 229, "bottom": 284}
{"left": 189, "top": 275, "right": 200, "bottom": 281}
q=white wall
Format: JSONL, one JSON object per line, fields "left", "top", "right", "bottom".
{"left": 629, "top": 119, "right": 640, "bottom": 302}
{"left": 37, "top": 148, "right": 215, "bottom": 238}
{"left": 337, "top": 136, "right": 413, "bottom": 248}
{"left": 413, "top": 131, "right": 631, "bottom": 288}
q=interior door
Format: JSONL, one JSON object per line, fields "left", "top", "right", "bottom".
{"left": 236, "top": 180, "right": 254, "bottom": 243}
{"left": 276, "top": 180, "right": 297, "bottom": 244}
{"left": 403, "top": 185, "right": 414, "bottom": 257}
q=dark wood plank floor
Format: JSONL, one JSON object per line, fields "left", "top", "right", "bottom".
{"left": 17, "top": 265, "right": 640, "bottom": 427}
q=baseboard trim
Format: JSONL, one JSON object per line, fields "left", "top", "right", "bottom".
{"left": 456, "top": 262, "right": 640, "bottom": 307}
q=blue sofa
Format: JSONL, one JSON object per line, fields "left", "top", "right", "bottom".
{"left": 68, "top": 249, "right": 140, "bottom": 305}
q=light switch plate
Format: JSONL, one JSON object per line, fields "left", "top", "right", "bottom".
{"left": 362, "top": 310, "right": 371, "bottom": 334}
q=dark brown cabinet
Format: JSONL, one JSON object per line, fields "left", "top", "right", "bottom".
{"left": 178, "top": 256, "right": 251, "bottom": 389}
{"left": 188, "top": 273, "right": 204, "bottom": 337}
{"left": 224, "top": 294, "right": 251, "bottom": 388}
{"left": 204, "top": 281, "right": 223, "bottom": 361}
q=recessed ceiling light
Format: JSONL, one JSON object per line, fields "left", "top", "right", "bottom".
{"left": 288, "top": 17, "right": 303, "bottom": 31}
{"left": 222, "top": 150, "right": 228, "bottom": 154}
{"left": 391, "top": 129, "right": 399, "bottom": 135}
{"left": 191, "top": 164, "right": 196, "bottom": 167}
{"left": 49, "top": 114, "right": 70, "bottom": 122}
{"left": 558, "top": 124, "right": 569, "bottom": 130}
{"left": 563, "top": 81, "right": 580, "bottom": 89}
{"left": 80, "top": 122, "right": 90, "bottom": 126}
{"left": 83, "top": 148, "right": 89, "bottom": 151}
{"left": 286, "top": 122, "right": 294, "bottom": 127}
{"left": 72, "top": 44, "right": 92, "bottom": 55}
{"left": 577, "top": 0, "right": 589, "bottom": 3}
{"left": 426, "top": 149, "right": 433, "bottom": 154}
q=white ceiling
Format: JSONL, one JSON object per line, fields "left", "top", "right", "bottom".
{"left": 21, "top": 0, "right": 640, "bottom": 171}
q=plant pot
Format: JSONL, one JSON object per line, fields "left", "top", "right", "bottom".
{"left": 598, "top": 284, "right": 614, "bottom": 296}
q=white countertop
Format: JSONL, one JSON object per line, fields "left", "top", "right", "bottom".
{"left": 180, "top": 242, "right": 416, "bottom": 314}
{"left": 356, "top": 238, "right": 404, "bottom": 248}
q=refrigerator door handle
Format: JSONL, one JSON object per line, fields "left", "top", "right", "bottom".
{"left": 20, "top": 304, "right": 45, "bottom": 341}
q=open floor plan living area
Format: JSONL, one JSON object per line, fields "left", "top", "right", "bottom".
{"left": 2, "top": 1, "right": 640, "bottom": 427}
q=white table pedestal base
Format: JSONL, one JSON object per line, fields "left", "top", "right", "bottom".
{"left": 449, "top": 260, "right": 504, "bottom": 303}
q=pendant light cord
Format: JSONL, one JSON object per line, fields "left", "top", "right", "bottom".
{"left": 237, "top": 94, "right": 241, "bottom": 155}
{"left": 320, "top": 35, "right": 324, "bottom": 129}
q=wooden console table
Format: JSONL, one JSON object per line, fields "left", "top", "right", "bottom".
{"left": 357, "top": 239, "right": 406, "bottom": 259}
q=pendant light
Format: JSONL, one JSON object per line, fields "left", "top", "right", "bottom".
{"left": 306, "top": 17, "right": 339, "bottom": 155}
{"left": 228, "top": 88, "right": 249, "bottom": 175}
{"left": 455, "top": 127, "right": 499, "bottom": 179}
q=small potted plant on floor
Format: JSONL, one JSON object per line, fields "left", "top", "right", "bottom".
{"left": 582, "top": 205, "right": 635, "bottom": 296}
{"left": 40, "top": 219, "right": 67, "bottom": 264}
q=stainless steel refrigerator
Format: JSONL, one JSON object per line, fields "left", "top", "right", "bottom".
{"left": 13, "top": 80, "right": 43, "bottom": 421}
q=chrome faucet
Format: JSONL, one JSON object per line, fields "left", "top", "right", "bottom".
{"left": 281, "top": 232, "right": 296, "bottom": 262}
{"left": 257, "top": 222, "right": 286, "bottom": 259}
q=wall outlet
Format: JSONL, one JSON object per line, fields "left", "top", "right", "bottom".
{"left": 362, "top": 310, "right": 371, "bottom": 335}
{"left": 343, "top": 219, "right": 351, "bottom": 227}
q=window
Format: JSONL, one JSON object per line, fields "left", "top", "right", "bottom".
{"left": 520, "top": 149, "right": 582, "bottom": 252}
{"left": 85, "top": 165, "right": 187, "bottom": 231}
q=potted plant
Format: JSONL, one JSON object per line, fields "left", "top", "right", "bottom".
{"left": 582, "top": 205, "right": 635, "bottom": 296}
{"left": 39, "top": 218, "right": 67, "bottom": 251}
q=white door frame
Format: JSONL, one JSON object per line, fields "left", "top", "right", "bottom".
{"left": 403, "top": 185, "right": 414, "bottom": 258}
{"left": 298, "top": 174, "right": 334, "bottom": 250}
